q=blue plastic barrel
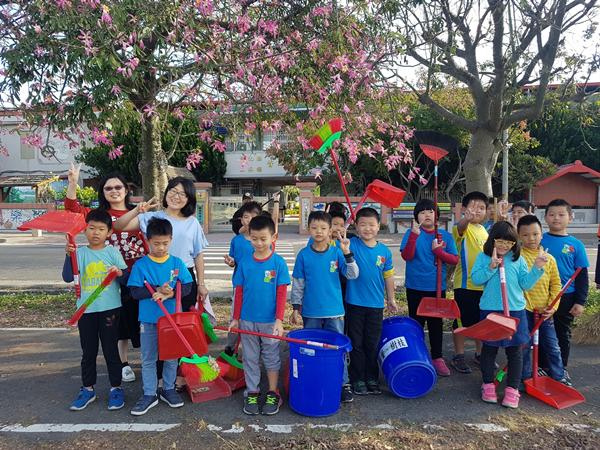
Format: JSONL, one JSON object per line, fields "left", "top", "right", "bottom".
{"left": 378, "top": 316, "right": 437, "bottom": 398}
{"left": 287, "top": 329, "right": 352, "bottom": 417}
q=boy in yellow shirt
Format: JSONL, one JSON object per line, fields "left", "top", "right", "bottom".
{"left": 517, "top": 215, "right": 570, "bottom": 386}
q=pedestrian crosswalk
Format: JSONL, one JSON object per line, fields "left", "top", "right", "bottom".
{"left": 202, "top": 243, "right": 297, "bottom": 279}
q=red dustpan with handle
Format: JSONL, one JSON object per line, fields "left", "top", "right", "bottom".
{"left": 345, "top": 180, "right": 406, "bottom": 227}
{"left": 18, "top": 210, "right": 88, "bottom": 298}
{"left": 454, "top": 256, "right": 519, "bottom": 341}
{"left": 413, "top": 130, "right": 461, "bottom": 319}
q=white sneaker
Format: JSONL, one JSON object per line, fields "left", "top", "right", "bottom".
{"left": 122, "top": 365, "right": 136, "bottom": 383}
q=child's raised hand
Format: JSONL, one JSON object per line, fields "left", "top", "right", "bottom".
{"left": 411, "top": 220, "right": 421, "bottom": 236}
{"left": 136, "top": 196, "right": 160, "bottom": 214}
{"left": 338, "top": 228, "right": 351, "bottom": 254}
{"left": 290, "top": 310, "right": 300, "bottom": 325}
{"left": 489, "top": 248, "right": 501, "bottom": 269}
{"left": 224, "top": 254, "right": 235, "bottom": 267}
{"left": 463, "top": 201, "right": 476, "bottom": 222}
{"left": 497, "top": 200, "right": 511, "bottom": 221}
{"left": 534, "top": 247, "right": 549, "bottom": 269}
{"left": 272, "top": 191, "right": 280, "bottom": 203}
{"left": 273, "top": 319, "right": 284, "bottom": 337}
{"left": 68, "top": 162, "right": 82, "bottom": 185}
{"left": 228, "top": 318, "right": 239, "bottom": 332}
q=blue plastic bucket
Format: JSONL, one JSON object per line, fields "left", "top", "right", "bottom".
{"left": 287, "top": 329, "right": 352, "bottom": 417}
{"left": 378, "top": 316, "right": 437, "bottom": 398}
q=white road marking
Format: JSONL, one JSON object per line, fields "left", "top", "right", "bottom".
{"left": 265, "top": 424, "right": 293, "bottom": 433}
{"left": 464, "top": 423, "right": 509, "bottom": 432}
{"left": 0, "top": 423, "right": 179, "bottom": 433}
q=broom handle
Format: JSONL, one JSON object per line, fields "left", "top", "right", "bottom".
{"left": 261, "top": 190, "right": 283, "bottom": 208}
{"left": 329, "top": 147, "right": 356, "bottom": 223}
{"left": 499, "top": 257, "right": 509, "bottom": 317}
{"left": 214, "top": 325, "right": 339, "bottom": 349}
{"left": 345, "top": 187, "right": 371, "bottom": 227}
{"left": 68, "top": 234, "right": 81, "bottom": 299}
{"left": 532, "top": 308, "right": 540, "bottom": 381}
{"left": 144, "top": 281, "right": 196, "bottom": 356}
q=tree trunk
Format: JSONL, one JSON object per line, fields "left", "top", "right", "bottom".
{"left": 463, "top": 128, "right": 502, "bottom": 196}
{"left": 139, "top": 114, "right": 168, "bottom": 199}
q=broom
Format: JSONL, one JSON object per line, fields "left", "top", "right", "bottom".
{"left": 219, "top": 335, "right": 244, "bottom": 379}
{"left": 572, "top": 311, "right": 600, "bottom": 345}
{"left": 68, "top": 269, "right": 119, "bottom": 326}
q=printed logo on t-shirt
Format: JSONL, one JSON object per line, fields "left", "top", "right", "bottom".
{"left": 330, "top": 261, "right": 339, "bottom": 273}
{"left": 82, "top": 260, "right": 110, "bottom": 291}
{"left": 376, "top": 255, "right": 386, "bottom": 267}
{"left": 264, "top": 270, "right": 276, "bottom": 284}
{"left": 562, "top": 244, "right": 575, "bottom": 256}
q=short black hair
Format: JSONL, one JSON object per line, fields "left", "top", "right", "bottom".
{"left": 483, "top": 221, "right": 520, "bottom": 261}
{"left": 356, "top": 207, "right": 380, "bottom": 223}
{"left": 308, "top": 211, "right": 332, "bottom": 227}
{"left": 146, "top": 217, "right": 173, "bottom": 239}
{"left": 86, "top": 209, "right": 112, "bottom": 229}
{"left": 517, "top": 214, "right": 543, "bottom": 233}
{"left": 545, "top": 199, "right": 572, "bottom": 216}
{"left": 162, "top": 177, "right": 197, "bottom": 218}
{"left": 240, "top": 201, "right": 262, "bottom": 217}
{"left": 462, "top": 191, "right": 489, "bottom": 207}
{"left": 249, "top": 215, "right": 276, "bottom": 235}
{"left": 327, "top": 202, "right": 347, "bottom": 221}
{"left": 513, "top": 200, "right": 535, "bottom": 214}
{"left": 414, "top": 199, "right": 439, "bottom": 221}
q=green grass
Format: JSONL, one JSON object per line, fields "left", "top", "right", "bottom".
{"left": 0, "top": 292, "right": 76, "bottom": 328}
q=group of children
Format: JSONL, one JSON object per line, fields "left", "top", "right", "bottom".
{"left": 64, "top": 188, "right": 590, "bottom": 415}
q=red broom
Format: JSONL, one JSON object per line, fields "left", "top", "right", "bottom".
{"left": 68, "top": 270, "right": 119, "bottom": 326}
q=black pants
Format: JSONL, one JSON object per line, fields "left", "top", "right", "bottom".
{"left": 481, "top": 344, "right": 522, "bottom": 390}
{"left": 346, "top": 303, "right": 383, "bottom": 383}
{"left": 539, "top": 292, "right": 575, "bottom": 369}
{"left": 157, "top": 268, "right": 197, "bottom": 380}
{"left": 78, "top": 308, "right": 122, "bottom": 388}
{"left": 406, "top": 288, "right": 444, "bottom": 359}
{"left": 118, "top": 284, "right": 140, "bottom": 348}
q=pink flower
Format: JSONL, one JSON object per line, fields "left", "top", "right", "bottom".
{"left": 0, "top": 145, "right": 9, "bottom": 157}
{"left": 211, "top": 141, "right": 226, "bottom": 152}
{"left": 313, "top": 169, "right": 322, "bottom": 180}
{"left": 294, "top": 174, "right": 301, "bottom": 182}
{"left": 110, "top": 86, "right": 121, "bottom": 96}
{"left": 109, "top": 145, "right": 124, "bottom": 159}
{"left": 186, "top": 151, "right": 203, "bottom": 170}
{"left": 101, "top": 5, "right": 112, "bottom": 23}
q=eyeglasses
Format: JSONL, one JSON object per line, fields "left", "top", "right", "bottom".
{"left": 103, "top": 185, "right": 124, "bottom": 192}
{"left": 494, "top": 239, "right": 516, "bottom": 248}
{"left": 168, "top": 188, "right": 187, "bottom": 199}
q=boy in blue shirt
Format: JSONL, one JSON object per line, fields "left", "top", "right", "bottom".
{"left": 540, "top": 199, "right": 590, "bottom": 381}
{"left": 229, "top": 215, "right": 290, "bottom": 415}
{"left": 400, "top": 199, "right": 458, "bottom": 376}
{"left": 291, "top": 211, "right": 359, "bottom": 402}
{"left": 63, "top": 210, "right": 129, "bottom": 411}
{"left": 345, "top": 207, "right": 398, "bottom": 395}
{"left": 128, "top": 218, "right": 193, "bottom": 416}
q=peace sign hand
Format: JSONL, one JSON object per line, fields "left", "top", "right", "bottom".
{"left": 489, "top": 248, "right": 501, "bottom": 269}
{"left": 68, "top": 162, "right": 82, "bottom": 185}
{"left": 463, "top": 201, "right": 476, "bottom": 222}
{"left": 411, "top": 220, "right": 421, "bottom": 236}
{"left": 338, "top": 228, "right": 351, "bottom": 254}
{"left": 136, "top": 196, "right": 161, "bottom": 214}
{"left": 534, "top": 247, "right": 549, "bottom": 269}
{"left": 224, "top": 254, "right": 235, "bottom": 267}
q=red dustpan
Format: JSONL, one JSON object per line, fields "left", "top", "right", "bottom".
{"left": 345, "top": 180, "right": 406, "bottom": 226}
{"left": 525, "top": 308, "right": 585, "bottom": 409}
{"left": 18, "top": 210, "right": 88, "bottom": 298}
{"left": 454, "top": 256, "right": 519, "bottom": 341}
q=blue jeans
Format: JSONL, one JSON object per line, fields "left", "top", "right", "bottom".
{"left": 522, "top": 311, "right": 565, "bottom": 381}
{"left": 302, "top": 316, "right": 349, "bottom": 385}
{"left": 140, "top": 322, "right": 178, "bottom": 396}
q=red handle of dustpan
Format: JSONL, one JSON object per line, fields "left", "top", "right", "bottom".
{"left": 345, "top": 187, "right": 372, "bottom": 227}
{"left": 145, "top": 281, "right": 196, "bottom": 356}
{"left": 532, "top": 308, "right": 540, "bottom": 380}
{"left": 499, "top": 257, "right": 510, "bottom": 317}
{"left": 328, "top": 147, "right": 356, "bottom": 224}
{"left": 68, "top": 235, "right": 81, "bottom": 298}
{"left": 214, "top": 325, "right": 339, "bottom": 349}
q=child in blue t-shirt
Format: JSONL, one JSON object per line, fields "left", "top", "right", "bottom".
{"left": 229, "top": 215, "right": 290, "bottom": 416}
{"left": 540, "top": 199, "right": 590, "bottom": 379}
{"left": 127, "top": 218, "right": 193, "bottom": 416}
{"left": 62, "top": 210, "right": 129, "bottom": 412}
{"left": 345, "top": 208, "right": 398, "bottom": 396}
{"left": 400, "top": 199, "right": 458, "bottom": 377}
{"left": 291, "top": 210, "right": 358, "bottom": 403}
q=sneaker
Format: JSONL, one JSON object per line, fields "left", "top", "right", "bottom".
{"left": 244, "top": 392, "right": 259, "bottom": 415}
{"left": 353, "top": 381, "right": 368, "bottom": 395}
{"left": 558, "top": 378, "right": 573, "bottom": 387}
{"left": 70, "top": 387, "right": 96, "bottom": 411}
{"left": 341, "top": 384, "right": 354, "bottom": 403}
{"left": 537, "top": 367, "right": 549, "bottom": 377}
{"left": 262, "top": 390, "right": 282, "bottom": 415}
{"left": 159, "top": 388, "right": 184, "bottom": 408}
{"left": 564, "top": 368, "right": 571, "bottom": 382}
{"left": 451, "top": 354, "right": 471, "bottom": 373}
{"left": 474, "top": 353, "right": 499, "bottom": 370}
{"left": 502, "top": 387, "right": 520, "bottom": 409}
{"left": 108, "top": 387, "right": 124, "bottom": 410}
{"left": 366, "top": 381, "right": 381, "bottom": 395}
{"left": 131, "top": 394, "right": 158, "bottom": 416}
{"left": 122, "top": 365, "right": 135, "bottom": 383}
{"left": 223, "top": 346, "right": 235, "bottom": 357}
{"left": 432, "top": 358, "right": 451, "bottom": 377}
{"left": 481, "top": 383, "right": 498, "bottom": 403}
{"left": 518, "top": 381, "right": 528, "bottom": 392}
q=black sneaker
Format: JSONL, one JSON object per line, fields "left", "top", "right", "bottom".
{"left": 341, "top": 384, "right": 354, "bottom": 403}
{"left": 367, "top": 381, "right": 381, "bottom": 395}
{"left": 452, "top": 354, "right": 471, "bottom": 373}
{"left": 537, "top": 367, "right": 549, "bottom": 377}
{"left": 564, "top": 369, "right": 571, "bottom": 383}
{"left": 262, "top": 390, "right": 282, "bottom": 415}
{"left": 243, "top": 392, "right": 259, "bottom": 415}
{"left": 558, "top": 378, "right": 572, "bottom": 387}
{"left": 159, "top": 388, "right": 184, "bottom": 408}
{"left": 353, "top": 381, "right": 368, "bottom": 395}
{"left": 474, "top": 353, "right": 499, "bottom": 370}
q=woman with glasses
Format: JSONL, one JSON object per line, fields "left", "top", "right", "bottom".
{"left": 65, "top": 163, "right": 149, "bottom": 384}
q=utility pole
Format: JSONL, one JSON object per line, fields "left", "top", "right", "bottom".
{"left": 501, "top": 129, "right": 512, "bottom": 197}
